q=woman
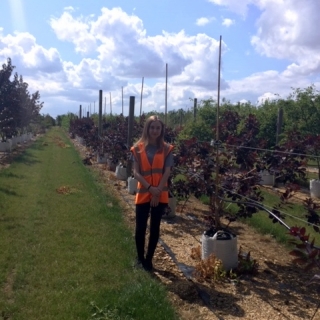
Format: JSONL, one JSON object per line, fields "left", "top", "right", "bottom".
{"left": 130, "top": 115, "right": 174, "bottom": 272}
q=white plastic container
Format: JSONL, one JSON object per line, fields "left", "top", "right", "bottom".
{"left": 0, "top": 141, "right": 11, "bottom": 152}
{"left": 11, "top": 137, "right": 17, "bottom": 149}
{"left": 259, "top": 170, "right": 275, "bottom": 186}
{"left": 115, "top": 164, "right": 127, "bottom": 180}
{"left": 163, "top": 197, "right": 177, "bottom": 219}
{"left": 127, "top": 176, "right": 138, "bottom": 195}
{"left": 201, "top": 230, "right": 238, "bottom": 271}
{"left": 310, "top": 179, "right": 320, "bottom": 198}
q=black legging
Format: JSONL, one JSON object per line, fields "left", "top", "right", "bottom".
{"left": 135, "top": 202, "right": 167, "bottom": 262}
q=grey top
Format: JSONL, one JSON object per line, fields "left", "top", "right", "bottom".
{"left": 131, "top": 144, "right": 174, "bottom": 167}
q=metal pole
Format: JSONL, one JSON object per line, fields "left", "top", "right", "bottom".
{"left": 110, "top": 92, "right": 112, "bottom": 115}
{"left": 165, "top": 63, "right": 168, "bottom": 126}
{"left": 79, "top": 105, "right": 82, "bottom": 118}
{"left": 126, "top": 96, "right": 135, "bottom": 184}
{"left": 214, "top": 35, "right": 222, "bottom": 228}
{"left": 98, "top": 90, "right": 103, "bottom": 136}
{"left": 140, "top": 77, "right": 144, "bottom": 119}
{"left": 276, "top": 107, "right": 283, "bottom": 145}
{"left": 193, "top": 98, "right": 197, "bottom": 122}
{"left": 122, "top": 86, "right": 124, "bottom": 115}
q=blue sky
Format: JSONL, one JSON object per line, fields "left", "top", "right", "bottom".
{"left": 1, "top": 0, "right": 319, "bottom": 118}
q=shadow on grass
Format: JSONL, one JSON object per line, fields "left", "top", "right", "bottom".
{"left": 4, "top": 139, "right": 46, "bottom": 168}
{"left": 0, "top": 186, "right": 21, "bottom": 196}
{"left": 0, "top": 172, "right": 25, "bottom": 179}
{"left": 14, "top": 154, "right": 41, "bottom": 166}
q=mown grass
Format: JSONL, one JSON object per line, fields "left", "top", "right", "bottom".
{"left": 295, "top": 171, "right": 319, "bottom": 188}
{"left": 0, "top": 128, "right": 178, "bottom": 320}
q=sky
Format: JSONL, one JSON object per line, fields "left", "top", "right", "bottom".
{"left": 0, "top": 0, "right": 319, "bottom": 118}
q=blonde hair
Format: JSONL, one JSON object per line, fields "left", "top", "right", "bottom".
{"left": 134, "top": 115, "right": 165, "bottom": 151}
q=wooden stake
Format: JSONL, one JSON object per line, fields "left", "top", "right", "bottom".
{"left": 165, "top": 63, "right": 168, "bottom": 126}
{"left": 214, "top": 35, "right": 222, "bottom": 228}
{"left": 122, "top": 86, "right": 124, "bottom": 115}
{"left": 140, "top": 77, "right": 144, "bottom": 119}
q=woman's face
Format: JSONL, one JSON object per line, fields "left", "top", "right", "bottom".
{"left": 148, "top": 120, "right": 162, "bottom": 140}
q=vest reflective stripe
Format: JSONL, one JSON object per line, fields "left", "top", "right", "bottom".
{"left": 137, "top": 186, "right": 169, "bottom": 193}
{"left": 140, "top": 168, "right": 163, "bottom": 175}
{"left": 131, "top": 143, "right": 173, "bottom": 204}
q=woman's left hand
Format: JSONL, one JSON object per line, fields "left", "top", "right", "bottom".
{"left": 150, "top": 195, "right": 160, "bottom": 207}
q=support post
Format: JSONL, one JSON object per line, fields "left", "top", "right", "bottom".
{"left": 214, "top": 35, "right": 222, "bottom": 229}
{"left": 140, "top": 77, "right": 144, "bottom": 119}
{"left": 98, "top": 90, "right": 103, "bottom": 136}
{"left": 165, "top": 63, "right": 168, "bottom": 126}
{"left": 126, "top": 96, "right": 135, "bottom": 184}
{"left": 110, "top": 92, "right": 112, "bottom": 115}
{"left": 276, "top": 107, "right": 283, "bottom": 145}
{"left": 122, "top": 86, "right": 124, "bottom": 115}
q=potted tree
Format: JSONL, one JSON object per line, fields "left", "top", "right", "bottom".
{"left": 173, "top": 133, "right": 263, "bottom": 271}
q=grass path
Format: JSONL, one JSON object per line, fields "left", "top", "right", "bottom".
{"left": 0, "top": 128, "right": 177, "bottom": 320}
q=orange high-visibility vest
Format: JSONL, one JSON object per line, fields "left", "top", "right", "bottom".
{"left": 131, "top": 142, "right": 174, "bottom": 204}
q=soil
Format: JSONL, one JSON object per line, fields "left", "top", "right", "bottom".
{"left": 2, "top": 136, "right": 320, "bottom": 320}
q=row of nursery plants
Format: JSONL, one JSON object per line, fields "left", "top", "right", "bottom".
{"left": 68, "top": 110, "right": 320, "bottom": 287}
{"left": 0, "top": 58, "right": 54, "bottom": 141}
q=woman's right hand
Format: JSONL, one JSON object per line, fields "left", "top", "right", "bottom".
{"left": 150, "top": 195, "right": 159, "bottom": 207}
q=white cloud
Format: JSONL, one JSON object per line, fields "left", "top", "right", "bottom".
{"left": 50, "top": 12, "right": 97, "bottom": 54}
{"left": 208, "top": 0, "right": 256, "bottom": 17}
{"left": 250, "top": 1, "right": 320, "bottom": 77}
{"left": 145, "top": 31, "right": 227, "bottom": 90}
{"left": 221, "top": 67, "right": 320, "bottom": 106}
{"left": 50, "top": 7, "right": 223, "bottom": 88}
{"left": 209, "top": 0, "right": 320, "bottom": 96}
{"left": 0, "top": 31, "right": 63, "bottom": 75}
{"left": 222, "top": 18, "right": 235, "bottom": 27}
{"left": 196, "top": 17, "right": 214, "bottom": 26}
{"left": 210, "top": 0, "right": 320, "bottom": 77}
{"left": 257, "top": 92, "right": 278, "bottom": 105}
{"left": 0, "top": 7, "right": 228, "bottom": 116}
{"left": 64, "top": 6, "right": 75, "bottom": 12}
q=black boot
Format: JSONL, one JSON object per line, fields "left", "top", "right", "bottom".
{"left": 135, "top": 234, "right": 145, "bottom": 266}
{"left": 143, "top": 256, "right": 153, "bottom": 272}
{"left": 134, "top": 257, "right": 145, "bottom": 269}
